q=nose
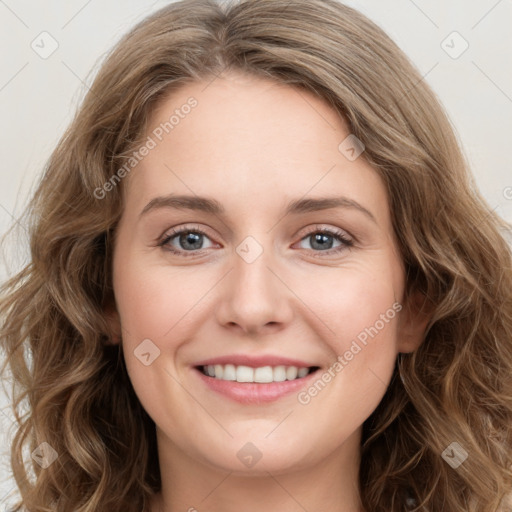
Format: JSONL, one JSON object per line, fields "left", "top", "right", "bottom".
{"left": 214, "top": 239, "right": 294, "bottom": 336}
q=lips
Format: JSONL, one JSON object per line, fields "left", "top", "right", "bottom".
{"left": 193, "top": 355, "right": 319, "bottom": 383}
{"left": 191, "top": 354, "right": 322, "bottom": 404}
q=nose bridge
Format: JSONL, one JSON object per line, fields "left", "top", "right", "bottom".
{"left": 215, "top": 231, "right": 292, "bottom": 332}
{"left": 233, "top": 232, "right": 279, "bottom": 305}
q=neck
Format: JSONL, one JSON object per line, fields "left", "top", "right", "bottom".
{"left": 150, "top": 427, "right": 365, "bottom": 512}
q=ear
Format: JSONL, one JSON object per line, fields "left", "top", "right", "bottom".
{"left": 396, "top": 289, "right": 434, "bottom": 353}
{"left": 103, "top": 301, "right": 122, "bottom": 345}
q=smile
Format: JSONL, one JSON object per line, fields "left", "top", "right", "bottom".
{"left": 193, "top": 364, "right": 321, "bottom": 404}
{"left": 199, "top": 364, "right": 318, "bottom": 383}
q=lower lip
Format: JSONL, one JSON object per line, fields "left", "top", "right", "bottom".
{"left": 193, "top": 367, "right": 319, "bottom": 404}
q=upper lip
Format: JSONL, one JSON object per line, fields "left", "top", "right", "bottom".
{"left": 193, "top": 355, "right": 319, "bottom": 368}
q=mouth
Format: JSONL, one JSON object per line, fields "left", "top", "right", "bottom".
{"left": 193, "top": 364, "right": 322, "bottom": 404}
{"left": 195, "top": 364, "right": 321, "bottom": 383}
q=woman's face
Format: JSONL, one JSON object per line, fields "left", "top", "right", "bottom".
{"left": 109, "top": 71, "right": 425, "bottom": 475}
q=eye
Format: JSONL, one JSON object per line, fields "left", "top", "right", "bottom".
{"left": 158, "top": 225, "right": 215, "bottom": 256}
{"left": 295, "top": 226, "right": 353, "bottom": 255}
{"left": 157, "top": 224, "right": 354, "bottom": 258}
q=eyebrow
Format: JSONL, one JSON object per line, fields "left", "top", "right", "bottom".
{"left": 139, "top": 194, "right": 377, "bottom": 223}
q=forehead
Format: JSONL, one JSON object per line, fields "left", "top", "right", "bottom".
{"left": 123, "top": 72, "right": 389, "bottom": 223}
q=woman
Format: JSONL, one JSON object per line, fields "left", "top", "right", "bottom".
{"left": 1, "top": 0, "right": 511, "bottom": 510}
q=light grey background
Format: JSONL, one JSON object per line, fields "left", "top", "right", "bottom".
{"left": 1, "top": 0, "right": 511, "bottom": 507}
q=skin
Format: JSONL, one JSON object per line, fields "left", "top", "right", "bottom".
{"left": 106, "top": 70, "right": 430, "bottom": 512}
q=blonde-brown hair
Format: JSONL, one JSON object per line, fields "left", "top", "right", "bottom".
{"left": 1, "top": 0, "right": 511, "bottom": 510}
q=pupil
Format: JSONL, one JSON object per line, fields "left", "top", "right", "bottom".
{"left": 311, "top": 233, "right": 333, "bottom": 250}
{"left": 181, "top": 232, "right": 202, "bottom": 250}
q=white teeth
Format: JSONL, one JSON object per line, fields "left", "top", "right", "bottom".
{"left": 236, "top": 365, "right": 254, "bottom": 382}
{"left": 214, "top": 364, "right": 223, "bottom": 378}
{"left": 254, "top": 366, "right": 273, "bottom": 383}
{"left": 202, "top": 364, "right": 314, "bottom": 382}
{"left": 298, "top": 367, "right": 309, "bottom": 378}
{"left": 223, "top": 364, "right": 236, "bottom": 381}
{"left": 273, "top": 365, "right": 287, "bottom": 382}
{"left": 286, "top": 366, "right": 298, "bottom": 380}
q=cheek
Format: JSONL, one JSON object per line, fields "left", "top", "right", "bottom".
{"left": 299, "top": 260, "right": 401, "bottom": 347}
{"left": 296, "top": 280, "right": 399, "bottom": 442}
{"left": 112, "top": 258, "right": 205, "bottom": 422}
{"left": 113, "top": 251, "right": 209, "bottom": 342}
{"left": 299, "top": 263, "right": 401, "bottom": 399}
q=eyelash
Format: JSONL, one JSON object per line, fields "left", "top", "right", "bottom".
{"left": 157, "top": 225, "right": 354, "bottom": 258}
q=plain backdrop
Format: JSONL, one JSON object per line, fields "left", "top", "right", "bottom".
{"left": 1, "top": 0, "right": 511, "bottom": 507}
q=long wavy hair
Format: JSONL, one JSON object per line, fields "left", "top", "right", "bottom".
{"left": 1, "top": 0, "right": 511, "bottom": 510}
